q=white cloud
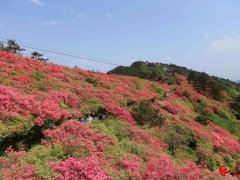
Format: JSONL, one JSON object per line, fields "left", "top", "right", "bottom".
{"left": 207, "top": 36, "right": 240, "bottom": 54}
{"left": 28, "top": 0, "right": 44, "bottom": 6}
{"left": 42, "top": 20, "right": 57, "bottom": 27}
{"left": 204, "top": 36, "right": 240, "bottom": 80}
{"left": 107, "top": 14, "right": 113, "bottom": 20}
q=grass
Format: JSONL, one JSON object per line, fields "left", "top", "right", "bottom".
{"left": 209, "top": 114, "right": 240, "bottom": 139}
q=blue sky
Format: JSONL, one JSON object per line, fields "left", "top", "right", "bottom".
{"left": 0, "top": 0, "right": 240, "bottom": 80}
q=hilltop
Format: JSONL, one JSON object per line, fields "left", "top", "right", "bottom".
{"left": 0, "top": 51, "right": 240, "bottom": 179}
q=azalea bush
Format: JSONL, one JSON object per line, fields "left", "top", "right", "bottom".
{"left": 144, "top": 154, "right": 202, "bottom": 180}
{"left": 0, "top": 147, "right": 36, "bottom": 179}
{"left": 43, "top": 120, "right": 115, "bottom": 157}
{"left": 51, "top": 157, "right": 110, "bottom": 180}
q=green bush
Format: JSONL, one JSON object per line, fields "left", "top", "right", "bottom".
{"left": 85, "top": 77, "right": 97, "bottom": 87}
{"left": 32, "top": 72, "right": 45, "bottom": 81}
{"left": 90, "top": 118, "right": 131, "bottom": 142}
{"left": 132, "top": 100, "right": 164, "bottom": 127}
{"left": 196, "top": 145, "right": 222, "bottom": 171}
{"left": 208, "top": 114, "right": 240, "bottom": 139}
{"left": 164, "top": 124, "right": 200, "bottom": 156}
{"left": 195, "top": 115, "right": 209, "bottom": 126}
{"left": 20, "top": 144, "right": 66, "bottom": 179}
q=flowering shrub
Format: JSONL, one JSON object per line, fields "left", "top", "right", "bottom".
{"left": 0, "top": 85, "right": 35, "bottom": 118}
{"left": 163, "top": 103, "right": 179, "bottom": 114}
{"left": 51, "top": 157, "right": 110, "bottom": 180}
{"left": 35, "top": 117, "right": 45, "bottom": 126}
{"left": 49, "top": 90, "right": 81, "bottom": 108}
{"left": 144, "top": 155, "right": 202, "bottom": 180}
{"left": 129, "top": 126, "right": 167, "bottom": 148}
{"left": 175, "top": 90, "right": 183, "bottom": 97}
{"left": 0, "top": 147, "right": 36, "bottom": 179}
{"left": 41, "top": 99, "right": 61, "bottom": 120}
{"left": 43, "top": 120, "right": 115, "bottom": 156}
{"left": 105, "top": 104, "right": 136, "bottom": 125}
{"left": 120, "top": 159, "right": 141, "bottom": 179}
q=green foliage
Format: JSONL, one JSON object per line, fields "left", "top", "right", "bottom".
{"left": 176, "top": 99, "right": 194, "bottom": 110}
{"left": 196, "top": 145, "right": 223, "bottom": 171}
{"left": 223, "top": 155, "right": 236, "bottom": 169}
{"left": 164, "top": 124, "right": 199, "bottom": 156}
{"left": 136, "top": 84, "right": 142, "bottom": 90}
{"left": 132, "top": 100, "right": 164, "bottom": 127}
{"left": 85, "top": 77, "right": 98, "bottom": 87}
{"left": 164, "top": 127, "right": 185, "bottom": 156}
{"left": 120, "top": 139, "right": 146, "bottom": 158}
{"left": 208, "top": 114, "right": 240, "bottom": 139}
{"left": 108, "top": 61, "right": 180, "bottom": 84}
{"left": 0, "top": 116, "right": 34, "bottom": 143}
{"left": 197, "top": 99, "right": 207, "bottom": 107}
{"left": 188, "top": 71, "right": 226, "bottom": 100}
{"left": 90, "top": 118, "right": 131, "bottom": 142}
{"left": 59, "top": 102, "right": 68, "bottom": 109}
{"left": 193, "top": 99, "right": 208, "bottom": 114}
{"left": 196, "top": 115, "right": 209, "bottom": 126}
{"left": 90, "top": 118, "right": 147, "bottom": 166}
{"left": 1, "top": 39, "right": 25, "bottom": 54}
{"left": 81, "top": 98, "right": 102, "bottom": 115}
{"left": 32, "top": 72, "right": 45, "bottom": 81}
{"left": 20, "top": 144, "right": 66, "bottom": 179}
{"left": 31, "top": 51, "right": 48, "bottom": 62}
{"left": 230, "top": 95, "right": 240, "bottom": 120}
{"left": 151, "top": 83, "right": 165, "bottom": 95}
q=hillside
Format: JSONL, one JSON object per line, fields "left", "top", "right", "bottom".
{"left": 0, "top": 51, "right": 240, "bottom": 179}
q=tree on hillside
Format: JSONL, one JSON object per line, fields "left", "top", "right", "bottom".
{"left": 197, "top": 73, "right": 210, "bottom": 95}
{"left": 230, "top": 95, "right": 240, "bottom": 120}
{"left": 132, "top": 100, "right": 164, "bottom": 127}
{"left": 188, "top": 70, "right": 197, "bottom": 82}
{"left": 164, "top": 127, "right": 185, "bottom": 156}
{"left": 4, "top": 39, "right": 25, "bottom": 54}
{"left": 31, "top": 51, "right": 48, "bottom": 62}
{"left": 209, "top": 80, "right": 224, "bottom": 100}
{"left": 188, "top": 71, "right": 225, "bottom": 100}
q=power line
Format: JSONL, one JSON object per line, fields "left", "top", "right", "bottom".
{"left": 0, "top": 36, "right": 123, "bottom": 67}
{"left": 15, "top": 40, "right": 123, "bottom": 65}
{"left": 23, "top": 44, "right": 121, "bottom": 66}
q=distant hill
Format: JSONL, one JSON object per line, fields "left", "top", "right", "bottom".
{"left": 109, "top": 61, "right": 240, "bottom": 100}
{"left": 0, "top": 51, "right": 240, "bottom": 179}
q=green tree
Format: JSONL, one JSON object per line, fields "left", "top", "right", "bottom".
{"left": 5, "top": 39, "right": 25, "bottom": 54}
{"left": 31, "top": 51, "right": 48, "bottom": 62}
{"left": 132, "top": 100, "right": 164, "bottom": 127}
{"left": 230, "top": 95, "right": 240, "bottom": 120}
{"left": 164, "top": 127, "right": 185, "bottom": 156}
{"left": 197, "top": 73, "right": 210, "bottom": 95}
{"left": 209, "top": 80, "right": 224, "bottom": 100}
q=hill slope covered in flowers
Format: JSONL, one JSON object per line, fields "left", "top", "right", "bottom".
{"left": 0, "top": 51, "right": 240, "bottom": 179}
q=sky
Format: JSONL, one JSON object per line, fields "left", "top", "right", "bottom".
{"left": 0, "top": 0, "right": 240, "bottom": 80}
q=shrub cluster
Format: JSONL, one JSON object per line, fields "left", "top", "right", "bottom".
{"left": 132, "top": 100, "right": 164, "bottom": 127}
